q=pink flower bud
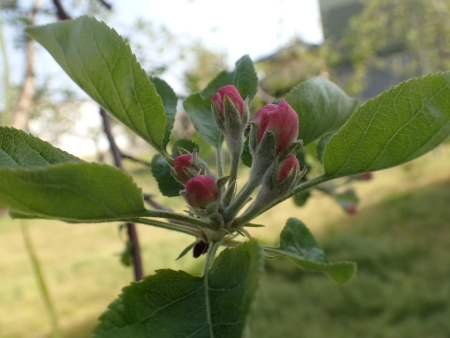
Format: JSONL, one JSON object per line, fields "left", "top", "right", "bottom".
{"left": 254, "top": 100, "right": 299, "bottom": 154}
{"left": 212, "top": 85, "right": 245, "bottom": 118}
{"left": 277, "top": 155, "right": 300, "bottom": 183}
{"left": 357, "top": 172, "right": 373, "bottom": 181}
{"left": 185, "top": 175, "right": 219, "bottom": 208}
{"left": 173, "top": 154, "right": 195, "bottom": 183}
{"left": 345, "top": 204, "right": 357, "bottom": 215}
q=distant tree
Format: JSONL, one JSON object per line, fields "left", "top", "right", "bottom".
{"left": 183, "top": 41, "right": 228, "bottom": 93}
{"left": 340, "top": 0, "right": 450, "bottom": 95}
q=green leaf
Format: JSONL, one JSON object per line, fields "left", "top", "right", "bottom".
{"left": 183, "top": 93, "right": 224, "bottom": 149}
{"left": 293, "top": 190, "right": 311, "bottom": 207}
{"left": 285, "top": 77, "right": 358, "bottom": 146}
{"left": 171, "top": 139, "right": 199, "bottom": 157}
{"left": 151, "top": 154, "right": 183, "bottom": 197}
{"left": 93, "top": 240, "right": 262, "bottom": 338}
{"left": 0, "top": 127, "right": 80, "bottom": 168}
{"left": 230, "top": 55, "right": 258, "bottom": 101}
{"left": 0, "top": 162, "right": 146, "bottom": 222}
{"left": 241, "top": 137, "right": 252, "bottom": 167}
{"left": 26, "top": 16, "right": 166, "bottom": 153}
{"left": 151, "top": 76, "right": 178, "bottom": 150}
{"left": 265, "top": 218, "right": 356, "bottom": 285}
{"left": 317, "top": 133, "right": 334, "bottom": 164}
{"left": 184, "top": 55, "right": 258, "bottom": 149}
{"left": 323, "top": 72, "right": 450, "bottom": 177}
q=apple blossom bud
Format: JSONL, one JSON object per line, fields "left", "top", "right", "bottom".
{"left": 212, "top": 85, "right": 245, "bottom": 118}
{"left": 254, "top": 100, "right": 299, "bottom": 154}
{"left": 345, "top": 204, "right": 357, "bottom": 215}
{"left": 184, "top": 175, "right": 219, "bottom": 208}
{"left": 173, "top": 154, "right": 195, "bottom": 183}
{"left": 356, "top": 172, "right": 373, "bottom": 181}
{"left": 276, "top": 155, "right": 300, "bottom": 183}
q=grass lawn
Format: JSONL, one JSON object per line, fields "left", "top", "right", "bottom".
{"left": 1, "top": 144, "right": 450, "bottom": 337}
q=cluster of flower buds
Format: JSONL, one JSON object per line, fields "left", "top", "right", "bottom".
{"left": 171, "top": 84, "right": 305, "bottom": 255}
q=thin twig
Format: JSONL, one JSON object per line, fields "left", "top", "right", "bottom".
{"left": 51, "top": 0, "right": 71, "bottom": 20}
{"left": 121, "top": 153, "right": 152, "bottom": 167}
{"left": 96, "top": 0, "right": 112, "bottom": 10}
{"left": 100, "top": 107, "right": 143, "bottom": 281}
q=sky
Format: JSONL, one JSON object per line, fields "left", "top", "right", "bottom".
{"left": 1, "top": 0, "right": 324, "bottom": 155}
{"left": 112, "top": 0, "right": 323, "bottom": 63}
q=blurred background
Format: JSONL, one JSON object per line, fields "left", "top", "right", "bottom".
{"left": 1, "top": 0, "right": 450, "bottom": 337}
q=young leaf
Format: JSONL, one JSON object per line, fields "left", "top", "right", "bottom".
{"left": 0, "top": 127, "right": 80, "bottom": 168}
{"left": 151, "top": 76, "right": 178, "bottom": 150}
{"left": 26, "top": 16, "right": 167, "bottom": 153}
{"left": 241, "top": 137, "right": 252, "bottom": 167}
{"left": 285, "top": 77, "right": 358, "bottom": 146}
{"left": 263, "top": 218, "right": 356, "bottom": 285}
{"left": 184, "top": 55, "right": 258, "bottom": 149}
{"left": 171, "top": 139, "right": 199, "bottom": 157}
{"left": 323, "top": 72, "right": 450, "bottom": 178}
{"left": 92, "top": 240, "right": 262, "bottom": 338}
{"left": 0, "top": 162, "right": 146, "bottom": 222}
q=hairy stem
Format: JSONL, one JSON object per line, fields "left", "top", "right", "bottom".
{"left": 202, "top": 241, "right": 222, "bottom": 274}
{"left": 134, "top": 218, "right": 201, "bottom": 237}
{"left": 216, "top": 144, "right": 224, "bottom": 177}
{"left": 241, "top": 175, "right": 332, "bottom": 224}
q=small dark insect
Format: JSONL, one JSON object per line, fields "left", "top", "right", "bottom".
{"left": 193, "top": 240, "right": 209, "bottom": 258}
{"left": 244, "top": 123, "right": 252, "bottom": 137}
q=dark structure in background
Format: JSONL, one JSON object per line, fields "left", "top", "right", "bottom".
{"left": 319, "top": 0, "right": 417, "bottom": 99}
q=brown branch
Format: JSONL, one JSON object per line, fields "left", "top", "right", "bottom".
{"left": 12, "top": 0, "right": 41, "bottom": 130}
{"left": 121, "top": 153, "right": 152, "bottom": 167}
{"left": 51, "top": 0, "right": 71, "bottom": 20}
{"left": 100, "top": 108, "right": 143, "bottom": 281}
{"left": 96, "top": 0, "right": 112, "bottom": 10}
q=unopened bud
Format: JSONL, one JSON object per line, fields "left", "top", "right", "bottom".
{"left": 184, "top": 175, "right": 219, "bottom": 208}
{"left": 254, "top": 100, "right": 299, "bottom": 155}
{"left": 356, "top": 172, "right": 373, "bottom": 181}
{"left": 212, "top": 85, "right": 245, "bottom": 118}
{"left": 173, "top": 154, "right": 196, "bottom": 183}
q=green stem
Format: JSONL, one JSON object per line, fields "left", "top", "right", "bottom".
{"left": 21, "top": 223, "right": 62, "bottom": 338}
{"left": 216, "top": 144, "right": 224, "bottom": 177}
{"left": 236, "top": 175, "right": 332, "bottom": 226}
{"left": 141, "top": 209, "right": 217, "bottom": 230}
{"left": 224, "top": 173, "right": 261, "bottom": 223}
{"left": 202, "top": 241, "right": 222, "bottom": 275}
{"left": 134, "top": 218, "right": 201, "bottom": 237}
{"left": 222, "top": 147, "right": 242, "bottom": 207}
